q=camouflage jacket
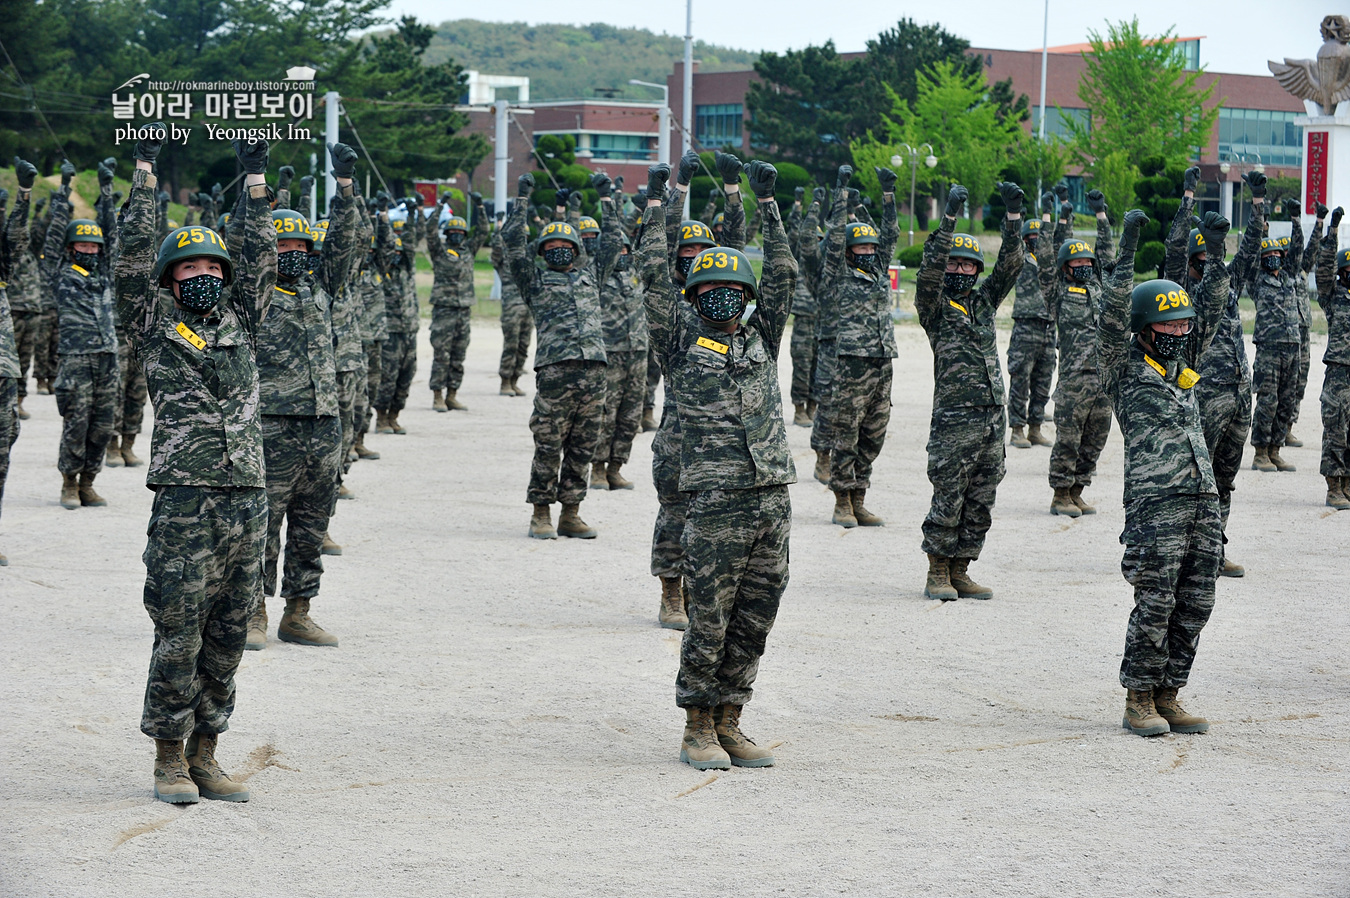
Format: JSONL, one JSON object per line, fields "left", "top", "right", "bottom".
{"left": 0, "top": 203, "right": 17, "bottom": 374}
{"left": 5, "top": 194, "right": 43, "bottom": 313}
{"left": 426, "top": 199, "right": 488, "bottom": 308}
{"left": 1244, "top": 203, "right": 1303, "bottom": 345}
{"left": 115, "top": 168, "right": 276, "bottom": 488}
{"left": 490, "top": 225, "right": 523, "bottom": 309}
{"left": 1040, "top": 216, "right": 1114, "bottom": 376}
{"left": 1011, "top": 251, "right": 1049, "bottom": 320}
{"left": 785, "top": 202, "right": 819, "bottom": 319}
{"left": 823, "top": 193, "right": 900, "bottom": 359}
{"left": 595, "top": 196, "right": 645, "bottom": 352}
{"left": 1316, "top": 224, "right": 1350, "bottom": 367}
{"left": 353, "top": 200, "right": 386, "bottom": 342}
{"left": 43, "top": 188, "right": 117, "bottom": 356}
{"left": 916, "top": 214, "right": 1023, "bottom": 409}
{"left": 1295, "top": 220, "right": 1319, "bottom": 329}
{"left": 1099, "top": 225, "right": 1228, "bottom": 503}
{"left": 501, "top": 183, "right": 606, "bottom": 369}
{"left": 330, "top": 197, "right": 372, "bottom": 369}
{"left": 377, "top": 212, "right": 418, "bottom": 334}
{"left": 641, "top": 197, "right": 797, "bottom": 491}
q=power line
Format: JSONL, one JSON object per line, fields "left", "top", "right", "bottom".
{"left": 0, "top": 36, "right": 68, "bottom": 159}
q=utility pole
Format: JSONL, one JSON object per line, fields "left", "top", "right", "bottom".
{"left": 324, "top": 90, "right": 339, "bottom": 216}
{"left": 682, "top": 0, "right": 693, "bottom": 218}
{"left": 1036, "top": 0, "right": 1049, "bottom": 202}
{"left": 492, "top": 99, "right": 510, "bottom": 300}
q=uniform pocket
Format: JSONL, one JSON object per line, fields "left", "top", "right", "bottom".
{"left": 142, "top": 551, "right": 190, "bottom": 633}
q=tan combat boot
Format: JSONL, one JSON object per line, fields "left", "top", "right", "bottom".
{"left": 511, "top": 377, "right": 527, "bottom": 397}
{"left": 277, "top": 598, "right": 338, "bottom": 647}
{"left": 337, "top": 483, "right": 354, "bottom": 500}
{"left": 432, "top": 389, "right": 448, "bottom": 412}
{"left": 924, "top": 554, "right": 958, "bottom": 601}
{"left": 1051, "top": 487, "right": 1080, "bottom": 517}
{"left": 557, "top": 503, "right": 597, "bottom": 539}
{"left": 851, "top": 490, "right": 884, "bottom": 526}
{"left": 78, "top": 472, "right": 107, "bottom": 507}
{"left": 1069, "top": 484, "right": 1097, "bottom": 515}
{"left": 245, "top": 602, "right": 268, "bottom": 651}
{"left": 949, "top": 558, "right": 993, "bottom": 599}
{"left": 640, "top": 407, "right": 657, "bottom": 432}
{"left": 185, "top": 733, "right": 250, "bottom": 801}
{"left": 1325, "top": 476, "right": 1350, "bottom": 510}
{"left": 680, "top": 707, "right": 732, "bottom": 770}
{"left": 153, "top": 739, "right": 199, "bottom": 804}
{"left": 1152, "top": 687, "right": 1209, "bottom": 734}
{"left": 658, "top": 577, "right": 688, "bottom": 630}
{"left": 1250, "top": 445, "right": 1276, "bottom": 472}
{"left": 832, "top": 490, "right": 857, "bottom": 528}
{"left": 1268, "top": 445, "right": 1296, "bottom": 472}
{"left": 389, "top": 414, "right": 407, "bottom": 435}
{"left": 1220, "top": 557, "right": 1245, "bottom": 578}
{"left": 354, "top": 433, "right": 380, "bottom": 460}
{"left": 104, "top": 435, "right": 124, "bottom": 467}
{"left": 607, "top": 463, "right": 633, "bottom": 491}
{"left": 500, "top": 376, "right": 514, "bottom": 396}
{"left": 1284, "top": 428, "right": 1302, "bottom": 448}
{"left": 529, "top": 504, "right": 557, "bottom": 540}
{"left": 590, "top": 463, "right": 609, "bottom": 491}
{"left": 14, "top": 398, "right": 29, "bottom": 420}
{"left": 714, "top": 704, "right": 775, "bottom": 767}
{"left": 120, "top": 434, "right": 143, "bottom": 467}
{"left": 793, "top": 403, "right": 810, "bottom": 427}
{"left": 445, "top": 390, "right": 467, "bottom": 410}
{"left": 813, "top": 450, "right": 830, "bottom": 484}
{"left": 1027, "top": 422, "right": 1052, "bottom": 446}
{"left": 1009, "top": 425, "right": 1031, "bottom": 449}
{"left": 806, "top": 400, "right": 818, "bottom": 418}
{"left": 1122, "top": 688, "right": 1170, "bottom": 737}
{"left": 321, "top": 533, "right": 343, "bottom": 556}
{"left": 376, "top": 410, "right": 394, "bottom": 434}
{"left": 60, "top": 473, "right": 80, "bottom": 509}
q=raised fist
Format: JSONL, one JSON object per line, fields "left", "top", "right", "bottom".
{"left": 328, "top": 142, "right": 357, "bottom": 179}
{"left": 997, "top": 181, "right": 1024, "bottom": 214}
{"left": 647, "top": 163, "right": 671, "bottom": 200}
{"left": 14, "top": 157, "right": 37, "bottom": 190}
{"left": 745, "top": 160, "right": 777, "bottom": 199}
{"left": 714, "top": 151, "right": 743, "bottom": 186}
{"left": 1123, "top": 208, "right": 1149, "bottom": 230}
{"left": 589, "top": 172, "right": 612, "bottom": 198}
{"left": 944, "top": 184, "right": 968, "bottom": 217}
{"left": 1086, "top": 189, "right": 1106, "bottom": 214}
{"left": 516, "top": 172, "right": 534, "bottom": 198}
{"left": 233, "top": 138, "right": 270, "bottom": 174}
{"left": 1242, "top": 170, "right": 1266, "bottom": 197}
{"left": 836, "top": 165, "right": 852, "bottom": 189}
{"left": 1183, "top": 166, "right": 1201, "bottom": 194}
{"left": 875, "top": 167, "right": 898, "bottom": 194}
{"left": 677, "top": 150, "right": 700, "bottom": 186}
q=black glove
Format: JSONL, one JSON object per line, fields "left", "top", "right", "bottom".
{"left": 1332, "top": 206, "right": 1345, "bottom": 229}
{"left": 1086, "top": 189, "right": 1106, "bottom": 214}
{"left": 1041, "top": 191, "right": 1056, "bottom": 215}
{"left": 34, "top": 198, "right": 46, "bottom": 213}
{"left": 1060, "top": 200, "right": 1075, "bottom": 220}
{"left": 195, "top": 192, "right": 210, "bottom": 210}
{"left": 589, "top": 172, "right": 612, "bottom": 198}
{"left": 614, "top": 175, "right": 624, "bottom": 192}
{"left": 328, "top": 142, "right": 357, "bottom": 179}
{"left": 997, "top": 181, "right": 1024, "bottom": 214}
{"left": 1123, "top": 209, "right": 1149, "bottom": 230}
{"left": 677, "top": 150, "right": 700, "bottom": 186}
{"left": 1316, "top": 202, "right": 1329, "bottom": 219}
{"left": 553, "top": 187, "right": 571, "bottom": 208}
{"left": 714, "top": 151, "right": 743, "bottom": 186}
{"left": 944, "top": 184, "right": 968, "bottom": 217}
{"left": 1054, "top": 183, "right": 1069, "bottom": 203}
{"left": 647, "top": 163, "right": 671, "bottom": 199}
{"left": 133, "top": 122, "right": 166, "bottom": 163}
{"left": 875, "top": 167, "right": 898, "bottom": 194}
{"left": 376, "top": 190, "right": 391, "bottom": 212}
{"left": 1183, "top": 166, "right": 1201, "bottom": 194}
{"left": 233, "top": 138, "right": 270, "bottom": 174}
{"left": 97, "top": 162, "right": 114, "bottom": 189}
{"left": 812, "top": 186, "right": 826, "bottom": 206}
{"left": 836, "top": 165, "right": 852, "bottom": 189}
{"left": 847, "top": 188, "right": 861, "bottom": 208}
{"left": 278, "top": 165, "right": 295, "bottom": 190}
{"left": 1243, "top": 171, "right": 1266, "bottom": 197}
{"left": 155, "top": 190, "right": 170, "bottom": 205}
{"left": 14, "top": 157, "right": 37, "bottom": 190}
{"left": 794, "top": 186, "right": 805, "bottom": 203}
{"left": 103, "top": 156, "right": 117, "bottom": 171}
{"left": 60, "top": 160, "right": 75, "bottom": 187}
{"left": 300, "top": 175, "right": 315, "bottom": 193}
{"left": 0, "top": 188, "right": 8, "bottom": 204}
{"left": 112, "top": 190, "right": 123, "bottom": 204}
{"left": 745, "top": 160, "right": 777, "bottom": 199}
{"left": 409, "top": 192, "right": 424, "bottom": 208}
{"left": 1285, "top": 199, "right": 1301, "bottom": 218}
{"left": 211, "top": 182, "right": 223, "bottom": 200}
{"left": 471, "top": 191, "right": 483, "bottom": 206}
{"left": 1196, "top": 211, "right": 1229, "bottom": 252}
{"left": 861, "top": 194, "right": 873, "bottom": 208}
{"left": 517, "top": 173, "right": 534, "bottom": 199}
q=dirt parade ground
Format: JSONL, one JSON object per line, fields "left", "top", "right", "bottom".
{"left": 0, "top": 321, "right": 1346, "bottom": 897}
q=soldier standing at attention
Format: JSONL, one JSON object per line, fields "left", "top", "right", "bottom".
{"left": 1099, "top": 209, "right": 1231, "bottom": 737}
{"left": 640, "top": 159, "right": 794, "bottom": 771}
{"left": 1005, "top": 217, "right": 1056, "bottom": 449}
{"left": 426, "top": 192, "right": 487, "bottom": 412}
{"left": 118, "top": 129, "right": 276, "bottom": 803}
{"left": 1315, "top": 206, "right": 1350, "bottom": 510}
{"left": 503, "top": 173, "right": 609, "bottom": 540}
{"left": 915, "top": 182, "right": 1024, "bottom": 600}
{"left": 493, "top": 211, "right": 532, "bottom": 397}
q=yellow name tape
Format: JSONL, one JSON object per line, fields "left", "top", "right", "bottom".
{"left": 1067, "top": 285, "right": 1087, "bottom": 294}
{"left": 176, "top": 322, "right": 207, "bottom": 350}
{"left": 1178, "top": 367, "right": 1200, "bottom": 389}
{"left": 948, "top": 300, "right": 968, "bottom": 315}
{"left": 71, "top": 264, "right": 89, "bottom": 277}
{"left": 696, "top": 336, "right": 729, "bottom": 354}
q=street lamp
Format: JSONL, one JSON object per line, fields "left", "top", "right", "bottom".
{"left": 628, "top": 79, "right": 671, "bottom": 168}
{"left": 1219, "top": 153, "right": 1263, "bottom": 231}
{"left": 891, "top": 143, "right": 937, "bottom": 246}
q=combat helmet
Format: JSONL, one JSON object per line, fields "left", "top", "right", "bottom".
{"left": 152, "top": 226, "right": 234, "bottom": 287}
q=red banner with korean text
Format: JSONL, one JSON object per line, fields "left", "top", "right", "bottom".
{"left": 1306, "top": 132, "right": 1328, "bottom": 207}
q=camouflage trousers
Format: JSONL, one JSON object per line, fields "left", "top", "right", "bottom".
{"left": 11, "top": 310, "right": 41, "bottom": 399}
{"left": 1292, "top": 326, "right": 1310, "bottom": 426}
{"left": 377, "top": 331, "right": 416, "bottom": 416}
{"left": 428, "top": 306, "right": 471, "bottom": 393}
{"left": 54, "top": 352, "right": 118, "bottom": 477}
{"left": 595, "top": 349, "right": 646, "bottom": 466}
{"left": 337, "top": 367, "right": 365, "bottom": 476}
{"left": 360, "top": 340, "right": 381, "bottom": 434}
{"left": 829, "top": 355, "right": 892, "bottom": 493}
{"left": 1049, "top": 372, "right": 1112, "bottom": 490}
{"left": 262, "top": 415, "right": 341, "bottom": 600}
{"left": 113, "top": 330, "right": 148, "bottom": 437}
{"left": 140, "top": 485, "right": 267, "bottom": 741}
{"left": 499, "top": 303, "right": 533, "bottom": 381}
{"left": 1198, "top": 379, "right": 1252, "bottom": 532}
{"left": 644, "top": 349, "right": 662, "bottom": 412}
{"left": 1118, "top": 493, "right": 1222, "bottom": 690}
{"left": 527, "top": 360, "right": 606, "bottom": 507}
{"left": 650, "top": 403, "right": 686, "bottom": 578}
{"left": 1251, "top": 341, "right": 1299, "bottom": 447}
{"left": 921, "top": 405, "right": 1007, "bottom": 559}
{"left": 1006, "top": 317, "right": 1056, "bottom": 428}
{"left": 0, "top": 377, "right": 17, "bottom": 523}
{"left": 789, "top": 315, "right": 817, "bottom": 406}
{"left": 810, "top": 338, "right": 839, "bottom": 453}
{"left": 676, "top": 485, "right": 790, "bottom": 709}
{"left": 33, "top": 309, "right": 58, "bottom": 382}
{"left": 1320, "top": 363, "right": 1350, "bottom": 477}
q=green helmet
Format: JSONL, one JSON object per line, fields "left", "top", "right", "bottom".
{"left": 683, "top": 246, "right": 758, "bottom": 300}
{"left": 443, "top": 216, "right": 468, "bottom": 233}
{"left": 1130, "top": 278, "right": 1195, "bottom": 333}
{"left": 1188, "top": 228, "right": 1207, "bottom": 258}
{"left": 846, "top": 221, "right": 880, "bottom": 248}
{"left": 577, "top": 216, "right": 600, "bottom": 238}
{"left": 1057, "top": 237, "right": 1097, "bottom": 269}
{"left": 536, "top": 220, "right": 581, "bottom": 255}
{"left": 677, "top": 220, "right": 717, "bottom": 252}
{"left": 1259, "top": 236, "right": 1283, "bottom": 255}
{"left": 622, "top": 231, "right": 633, "bottom": 251}
{"left": 949, "top": 233, "right": 985, "bottom": 273}
{"left": 152, "top": 226, "right": 234, "bottom": 287}
{"left": 64, "top": 219, "right": 105, "bottom": 246}
{"left": 272, "top": 209, "right": 315, "bottom": 249}
{"left": 1021, "top": 219, "right": 1042, "bottom": 239}
{"left": 311, "top": 218, "right": 329, "bottom": 251}
{"left": 1278, "top": 235, "right": 1291, "bottom": 249}
{"left": 712, "top": 212, "right": 725, "bottom": 228}
{"left": 1338, "top": 248, "right": 1350, "bottom": 272}
{"left": 218, "top": 212, "right": 231, "bottom": 230}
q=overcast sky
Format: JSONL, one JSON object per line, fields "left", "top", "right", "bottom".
{"left": 385, "top": 0, "right": 1325, "bottom": 77}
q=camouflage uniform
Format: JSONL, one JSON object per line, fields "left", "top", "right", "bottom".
{"left": 7, "top": 201, "right": 42, "bottom": 401}
{"left": 1245, "top": 203, "right": 1304, "bottom": 448}
{"left": 493, "top": 228, "right": 532, "bottom": 382}
{"left": 1290, "top": 226, "right": 1318, "bottom": 432}
{"left": 1006, "top": 244, "right": 1056, "bottom": 428}
{"left": 593, "top": 195, "right": 647, "bottom": 467}
{"left": 917, "top": 215, "right": 1023, "bottom": 559}
{"left": 43, "top": 186, "right": 119, "bottom": 478}
{"left": 786, "top": 202, "right": 820, "bottom": 407}
{"left": 803, "top": 210, "right": 837, "bottom": 457}
{"left": 643, "top": 349, "right": 661, "bottom": 415}
{"left": 354, "top": 200, "right": 383, "bottom": 435}
{"left": 427, "top": 199, "right": 487, "bottom": 395}
{"left": 375, "top": 212, "right": 419, "bottom": 418}
{"left": 331, "top": 209, "right": 371, "bottom": 472}
{"left": 502, "top": 191, "right": 609, "bottom": 507}
{"left": 111, "top": 189, "right": 149, "bottom": 442}
{"left": 0, "top": 229, "right": 19, "bottom": 539}
{"left": 1098, "top": 223, "right": 1228, "bottom": 691}
{"left": 1041, "top": 216, "right": 1115, "bottom": 492}
{"left": 1315, "top": 223, "right": 1350, "bottom": 478}
{"left": 27, "top": 204, "right": 59, "bottom": 386}
{"left": 116, "top": 167, "right": 276, "bottom": 741}
{"left": 260, "top": 188, "right": 357, "bottom": 603}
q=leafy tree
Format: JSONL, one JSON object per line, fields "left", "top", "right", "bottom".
{"left": 1131, "top": 156, "right": 1185, "bottom": 275}
{"left": 864, "top": 19, "right": 981, "bottom": 109}
{"left": 1089, "top": 149, "right": 1141, "bottom": 231}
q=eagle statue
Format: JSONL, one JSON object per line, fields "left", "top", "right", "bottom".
{"left": 1269, "top": 15, "right": 1350, "bottom": 116}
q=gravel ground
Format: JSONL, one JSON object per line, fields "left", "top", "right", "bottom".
{"left": 1, "top": 323, "right": 1346, "bottom": 897}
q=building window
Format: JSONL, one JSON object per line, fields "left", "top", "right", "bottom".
{"left": 1218, "top": 108, "right": 1303, "bottom": 168}
{"left": 695, "top": 104, "right": 743, "bottom": 148}
{"left": 589, "top": 134, "right": 655, "bottom": 161}
{"left": 1030, "top": 107, "right": 1090, "bottom": 143}
{"left": 1175, "top": 39, "right": 1200, "bottom": 72}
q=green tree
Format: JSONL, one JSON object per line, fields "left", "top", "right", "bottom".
{"left": 1131, "top": 155, "right": 1185, "bottom": 275}
{"left": 864, "top": 19, "right": 981, "bottom": 109}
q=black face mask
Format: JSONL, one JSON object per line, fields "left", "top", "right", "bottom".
{"left": 446, "top": 231, "right": 466, "bottom": 247}
{"left": 850, "top": 251, "right": 878, "bottom": 273}
{"left": 1151, "top": 329, "right": 1189, "bottom": 360}
{"left": 615, "top": 253, "right": 632, "bottom": 272}
{"left": 71, "top": 250, "right": 100, "bottom": 271}
{"left": 674, "top": 255, "right": 696, "bottom": 280}
{"left": 176, "top": 274, "right": 225, "bottom": 313}
{"left": 582, "top": 237, "right": 598, "bottom": 255}
{"left": 696, "top": 286, "right": 745, "bottom": 323}
{"left": 278, "top": 250, "right": 309, "bottom": 279}
{"left": 1262, "top": 255, "right": 1282, "bottom": 272}
{"left": 1069, "top": 265, "right": 1094, "bottom": 283}
{"left": 944, "top": 272, "right": 976, "bottom": 294}
{"left": 543, "top": 246, "right": 575, "bottom": 270}
{"left": 1338, "top": 270, "right": 1350, "bottom": 290}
